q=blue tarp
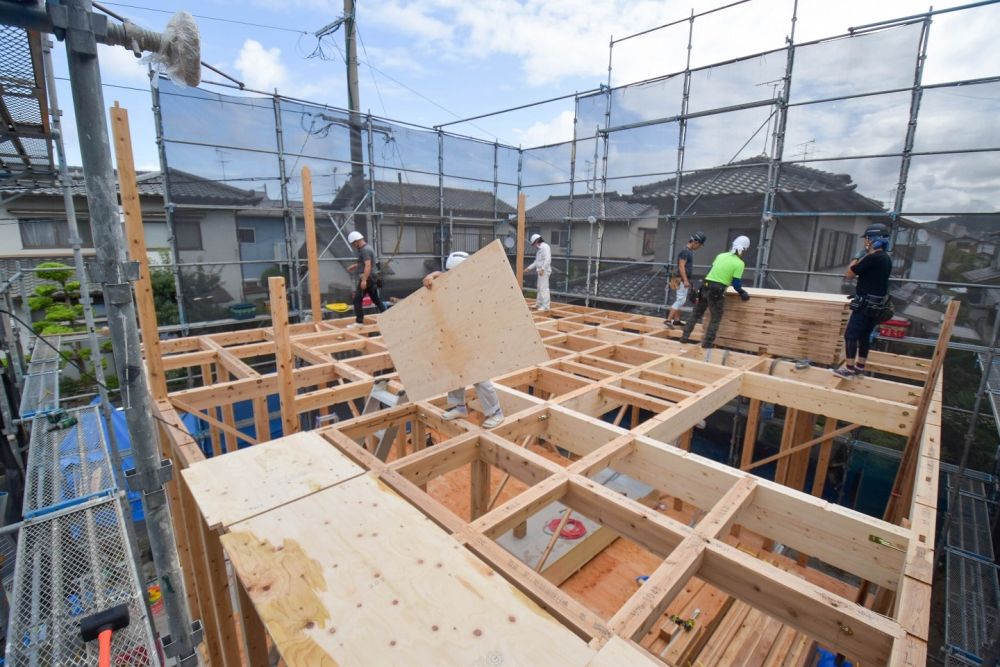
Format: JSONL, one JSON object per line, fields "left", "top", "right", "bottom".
{"left": 181, "top": 394, "right": 283, "bottom": 458}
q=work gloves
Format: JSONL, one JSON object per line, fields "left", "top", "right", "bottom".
{"left": 738, "top": 289, "right": 750, "bottom": 301}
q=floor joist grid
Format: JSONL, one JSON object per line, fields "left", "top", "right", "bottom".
{"left": 147, "top": 296, "right": 940, "bottom": 667}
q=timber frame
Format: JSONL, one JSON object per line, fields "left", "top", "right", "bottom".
{"left": 145, "top": 299, "right": 941, "bottom": 667}
{"left": 113, "top": 102, "right": 942, "bottom": 666}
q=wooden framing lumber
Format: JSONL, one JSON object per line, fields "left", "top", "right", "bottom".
{"left": 111, "top": 103, "right": 167, "bottom": 399}
{"left": 145, "top": 290, "right": 943, "bottom": 667}
{"left": 268, "top": 276, "right": 300, "bottom": 435}
{"left": 301, "top": 165, "right": 323, "bottom": 323}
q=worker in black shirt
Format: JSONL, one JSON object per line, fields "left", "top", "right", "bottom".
{"left": 832, "top": 223, "right": 893, "bottom": 379}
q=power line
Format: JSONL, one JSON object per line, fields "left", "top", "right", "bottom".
{"left": 100, "top": 1, "right": 310, "bottom": 35}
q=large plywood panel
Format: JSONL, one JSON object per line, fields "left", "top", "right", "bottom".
{"left": 183, "top": 431, "right": 364, "bottom": 530}
{"left": 379, "top": 240, "right": 548, "bottom": 401}
{"left": 222, "top": 473, "right": 597, "bottom": 667}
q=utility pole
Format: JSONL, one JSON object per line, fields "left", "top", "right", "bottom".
{"left": 312, "top": 1, "right": 365, "bottom": 233}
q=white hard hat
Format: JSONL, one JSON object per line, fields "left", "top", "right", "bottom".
{"left": 347, "top": 231, "right": 364, "bottom": 244}
{"left": 529, "top": 233, "right": 542, "bottom": 244}
{"left": 445, "top": 251, "right": 469, "bottom": 270}
{"left": 731, "top": 235, "right": 751, "bottom": 253}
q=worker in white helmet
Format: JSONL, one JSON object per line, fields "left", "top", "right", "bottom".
{"left": 422, "top": 251, "right": 505, "bottom": 429}
{"left": 678, "top": 235, "right": 752, "bottom": 349}
{"left": 524, "top": 233, "right": 552, "bottom": 311}
{"left": 345, "top": 230, "right": 386, "bottom": 328}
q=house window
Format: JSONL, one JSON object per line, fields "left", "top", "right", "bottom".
{"left": 549, "top": 229, "right": 568, "bottom": 249}
{"left": 642, "top": 229, "right": 656, "bottom": 256}
{"left": 236, "top": 228, "right": 256, "bottom": 244}
{"left": 913, "top": 244, "right": 931, "bottom": 262}
{"left": 814, "top": 229, "right": 856, "bottom": 271}
{"left": 450, "top": 225, "right": 495, "bottom": 253}
{"left": 19, "top": 219, "right": 93, "bottom": 249}
{"left": 175, "top": 219, "right": 202, "bottom": 251}
{"left": 380, "top": 224, "right": 435, "bottom": 255}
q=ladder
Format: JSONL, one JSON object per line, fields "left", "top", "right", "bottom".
{"left": 361, "top": 379, "right": 408, "bottom": 461}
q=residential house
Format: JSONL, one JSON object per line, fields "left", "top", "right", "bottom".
{"left": 892, "top": 221, "right": 950, "bottom": 283}
{"left": 317, "top": 179, "right": 516, "bottom": 299}
{"left": 524, "top": 193, "right": 659, "bottom": 259}
{"left": 0, "top": 168, "right": 281, "bottom": 324}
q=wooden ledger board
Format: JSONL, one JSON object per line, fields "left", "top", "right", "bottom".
{"left": 378, "top": 240, "right": 548, "bottom": 401}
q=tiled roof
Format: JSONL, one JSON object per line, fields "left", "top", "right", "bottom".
{"left": 526, "top": 193, "right": 656, "bottom": 222}
{"left": 628, "top": 157, "right": 885, "bottom": 214}
{"left": 0, "top": 168, "right": 264, "bottom": 206}
{"left": 327, "top": 178, "right": 515, "bottom": 216}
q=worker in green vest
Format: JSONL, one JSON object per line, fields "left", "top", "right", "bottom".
{"left": 678, "top": 235, "right": 751, "bottom": 349}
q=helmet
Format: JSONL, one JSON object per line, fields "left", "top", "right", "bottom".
{"left": 347, "top": 231, "right": 364, "bottom": 244}
{"left": 445, "top": 251, "right": 469, "bottom": 270}
{"left": 529, "top": 233, "right": 542, "bottom": 245}
{"left": 689, "top": 232, "right": 707, "bottom": 245}
{"left": 731, "top": 235, "right": 751, "bottom": 253}
{"left": 862, "top": 223, "right": 890, "bottom": 239}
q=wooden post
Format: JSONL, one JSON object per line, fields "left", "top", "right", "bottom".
{"left": 884, "top": 300, "right": 959, "bottom": 524}
{"left": 470, "top": 459, "right": 491, "bottom": 520}
{"left": 740, "top": 399, "right": 761, "bottom": 470}
{"left": 237, "top": 580, "right": 270, "bottom": 667}
{"left": 516, "top": 192, "right": 526, "bottom": 289}
{"left": 269, "top": 277, "right": 300, "bottom": 435}
{"left": 811, "top": 417, "right": 840, "bottom": 497}
{"left": 302, "top": 166, "right": 323, "bottom": 323}
{"left": 110, "top": 103, "right": 167, "bottom": 399}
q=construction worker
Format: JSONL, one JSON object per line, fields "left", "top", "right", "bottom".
{"left": 665, "top": 231, "right": 706, "bottom": 327}
{"left": 524, "top": 233, "right": 552, "bottom": 312}
{"left": 679, "top": 235, "right": 751, "bottom": 349}
{"left": 346, "top": 230, "right": 386, "bottom": 328}
{"left": 833, "top": 223, "right": 893, "bottom": 379}
{"left": 422, "top": 251, "right": 505, "bottom": 429}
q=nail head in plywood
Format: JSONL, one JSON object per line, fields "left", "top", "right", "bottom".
{"left": 222, "top": 473, "right": 598, "bottom": 667}
{"left": 379, "top": 241, "right": 548, "bottom": 401}
{"left": 183, "top": 431, "right": 365, "bottom": 531}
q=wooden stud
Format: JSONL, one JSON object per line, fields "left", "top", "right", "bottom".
{"left": 110, "top": 103, "right": 167, "bottom": 399}
{"left": 516, "top": 192, "right": 526, "bottom": 289}
{"left": 269, "top": 276, "right": 300, "bottom": 435}
{"left": 302, "top": 166, "right": 323, "bottom": 323}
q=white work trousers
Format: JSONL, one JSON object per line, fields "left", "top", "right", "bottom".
{"left": 536, "top": 270, "right": 551, "bottom": 311}
{"left": 448, "top": 380, "right": 502, "bottom": 418}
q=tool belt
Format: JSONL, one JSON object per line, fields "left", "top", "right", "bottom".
{"left": 850, "top": 293, "right": 894, "bottom": 323}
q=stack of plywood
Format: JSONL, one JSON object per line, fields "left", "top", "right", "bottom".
{"left": 712, "top": 288, "right": 850, "bottom": 364}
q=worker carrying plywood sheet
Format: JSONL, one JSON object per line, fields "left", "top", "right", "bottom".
{"left": 378, "top": 240, "right": 549, "bottom": 404}
{"left": 423, "top": 251, "right": 504, "bottom": 428}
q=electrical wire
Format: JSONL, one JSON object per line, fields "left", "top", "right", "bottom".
{"left": 99, "top": 1, "right": 311, "bottom": 35}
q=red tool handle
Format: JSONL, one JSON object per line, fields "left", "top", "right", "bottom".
{"left": 98, "top": 628, "right": 113, "bottom": 667}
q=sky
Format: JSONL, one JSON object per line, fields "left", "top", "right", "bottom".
{"left": 45, "top": 0, "right": 1000, "bottom": 215}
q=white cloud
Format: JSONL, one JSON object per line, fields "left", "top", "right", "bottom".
{"left": 97, "top": 44, "right": 149, "bottom": 84}
{"left": 235, "top": 39, "right": 288, "bottom": 91}
{"left": 511, "top": 109, "right": 575, "bottom": 148}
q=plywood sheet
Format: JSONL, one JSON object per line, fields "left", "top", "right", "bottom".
{"left": 182, "top": 431, "right": 364, "bottom": 530}
{"left": 378, "top": 240, "right": 548, "bottom": 401}
{"left": 222, "top": 473, "right": 597, "bottom": 667}
{"left": 587, "top": 636, "right": 664, "bottom": 666}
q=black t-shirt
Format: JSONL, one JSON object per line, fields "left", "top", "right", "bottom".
{"left": 677, "top": 248, "right": 695, "bottom": 282}
{"left": 852, "top": 251, "right": 892, "bottom": 297}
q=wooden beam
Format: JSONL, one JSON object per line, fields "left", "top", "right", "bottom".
{"left": 172, "top": 397, "right": 259, "bottom": 447}
{"left": 269, "top": 276, "right": 300, "bottom": 435}
{"left": 743, "top": 423, "right": 858, "bottom": 472}
{"left": 110, "top": 103, "right": 167, "bottom": 399}
{"left": 740, "top": 398, "right": 761, "bottom": 469}
{"left": 516, "top": 191, "right": 526, "bottom": 289}
{"left": 811, "top": 416, "right": 839, "bottom": 497}
{"left": 302, "top": 165, "right": 323, "bottom": 323}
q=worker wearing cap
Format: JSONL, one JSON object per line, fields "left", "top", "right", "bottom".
{"left": 679, "top": 235, "right": 752, "bottom": 349}
{"left": 524, "top": 233, "right": 552, "bottom": 312}
{"left": 422, "top": 251, "right": 505, "bottom": 429}
{"left": 833, "top": 223, "right": 893, "bottom": 379}
{"left": 665, "top": 231, "right": 706, "bottom": 328}
{"left": 346, "top": 230, "right": 386, "bottom": 328}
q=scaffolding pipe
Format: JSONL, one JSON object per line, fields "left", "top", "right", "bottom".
{"left": 60, "top": 1, "right": 198, "bottom": 661}
{"left": 149, "top": 75, "right": 190, "bottom": 335}
{"left": 41, "top": 36, "right": 128, "bottom": 496}
{"left": 665, "top": 8, "right": 695, "bottom": 309}
{"left": 273, "top": 94, "right": 303, "bottom": 318}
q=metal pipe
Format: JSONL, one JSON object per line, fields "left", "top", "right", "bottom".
{"left": 42, "top": 37, "right": 127, "bottom": 493}
{"left": 61, "top": 2, "right": 197, "bottom": 661}
{"left": 438, "top": 129, "right": 446, "bottom": 268}
{"left": 666, "top": 9, "right": 695, "bottom": 309}
{"left": 848, "top": 0, "right": 1000, "bottom": 32}
{"left": 273, "top": 94, "right": 302, "bottom": 318}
